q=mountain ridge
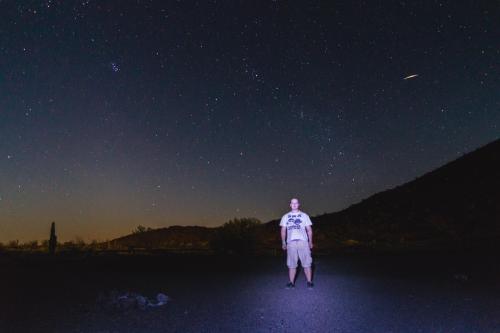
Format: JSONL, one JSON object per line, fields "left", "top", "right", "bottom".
{"left": 110, "top": 138, "right": 500, "bottom": 251}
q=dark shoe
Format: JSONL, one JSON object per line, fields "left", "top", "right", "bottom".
{"left": 307, "top": 281, "right": 314, "bottom": 289}
{"left": 285, "top": 282, "right": 295, "bottom": 289}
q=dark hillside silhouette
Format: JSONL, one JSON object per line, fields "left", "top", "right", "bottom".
{"left": 110, "top": 138, "right": 500, "bottom": 252}
{"left": 307, "top": 137, "right": 500, "bottom": 249}
{"left": 109, "top": 226, "right": 216, "bottom": 251}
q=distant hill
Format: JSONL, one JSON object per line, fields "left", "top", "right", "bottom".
{"left": 110, "top": 138, "right": 500, "bottom": 252}
{"left": 109, "top": 226, "right": 216, "bottom": 251}
{"left": 307, "top": 137, "right": 500, "bottom": 250}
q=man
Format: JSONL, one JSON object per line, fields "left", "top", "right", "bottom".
{"left": 280, "top": 197, "right": 314, "bottom": 289}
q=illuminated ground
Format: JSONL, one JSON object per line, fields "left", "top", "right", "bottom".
{"left": 1, "top": 252, "right": 499, "bottom": 332}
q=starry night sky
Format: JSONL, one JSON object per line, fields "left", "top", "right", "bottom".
{"left": 1, "top": 1, "right": 498, "bottom": 242}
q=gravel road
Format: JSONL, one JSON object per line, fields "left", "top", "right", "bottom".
{"left": 2, "top": 252, "right": 499, "bottom": 332}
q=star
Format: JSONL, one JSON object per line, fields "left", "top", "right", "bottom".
{"left": 110, "top": 62, "right": 120, "bottom": 72}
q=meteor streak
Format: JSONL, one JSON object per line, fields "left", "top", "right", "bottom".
{"left": 403, "top": 74, "right": 419, "bottom": 80}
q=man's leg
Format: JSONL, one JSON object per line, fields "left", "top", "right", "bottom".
{"left": 289, "top": 268, "right": 297, "bottom": 283}
{"left": 298, "top": 240, "right": 313, "bottom": 283}
{"left": 303, "top": 267, "right": 312, "bottom": 283}
{"left": 287, "top": 241, "right": 298, "bottom": 284}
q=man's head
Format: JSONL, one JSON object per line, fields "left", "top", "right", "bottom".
{"left": 290, "top": 198, "right": 300, "bottom": 211}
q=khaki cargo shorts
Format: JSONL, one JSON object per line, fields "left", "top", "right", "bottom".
{"left": 286, "top": 239, "right": 312, "bottom": 268}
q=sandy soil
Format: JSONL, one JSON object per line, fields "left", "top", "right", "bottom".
{"left": 1, "top": 251, "right": 499, "bottom": 332}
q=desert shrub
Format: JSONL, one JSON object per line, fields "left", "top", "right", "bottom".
{"left": 210, "top": 217, "right": 262, "bottom": 255}
{"left": 61, "top": 241, "right": 76, "bottom": 251}
{"left": 57, "top": 236, "right": 87, "bottom": 253}
{"left": 24, "top": 240, "right": 39, "bottom": 250}
{"left": 74, "top": 236, "right": 86, "bottom": 248}
{"left": 88, "top": 239, "right": 99, "bottom": 250}
{"left": 7, "top": 240, "right": 19, "bottom": 249}
{"left": 40, "top": 239, "right": 49, "bottom": 251}
{"left": 132, "top": 225, "right": 153, "bottom": 234}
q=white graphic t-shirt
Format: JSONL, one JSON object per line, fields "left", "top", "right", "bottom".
{"left": 279, "top": 211, "right": 312, "bottom": 242}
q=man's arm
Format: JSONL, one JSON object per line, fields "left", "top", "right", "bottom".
{"left": 306, "top": 225, "right": 313, "bottom": 249}
{"left": 281, "top": 226, "right": 287, "bottom": 250}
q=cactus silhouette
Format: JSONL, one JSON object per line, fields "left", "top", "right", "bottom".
{"left": 49, "top": 221, "right": 57, "bottom": 255}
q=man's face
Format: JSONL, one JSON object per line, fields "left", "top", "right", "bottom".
{"left": 290, "top": 199, "right": 300, "bottom": 211}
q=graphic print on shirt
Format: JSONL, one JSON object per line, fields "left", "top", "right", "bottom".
{"left": 287, "top": 213, "right": 307, "bottom": 241}
{"left": 287, "top": 214, "right": 303, "bottom": 230}
{"left": 280, "top": 211, "right": 311, "bottom": 242}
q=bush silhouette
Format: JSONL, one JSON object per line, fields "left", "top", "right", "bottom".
{"left": 210, "top": 217, "right": 262, "bottom": 255}
{"left": 8, "top": 240, "right": 19, "bottom": 249}
{"left": 24, "top": 240, "right": 39, "bottom": 251}
{"left": 132, "top": 225, "right": 153, "bottom": 234}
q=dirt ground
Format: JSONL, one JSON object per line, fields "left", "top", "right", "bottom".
{"left": 1, "top": 251, "right": 500, "bottom": 332}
